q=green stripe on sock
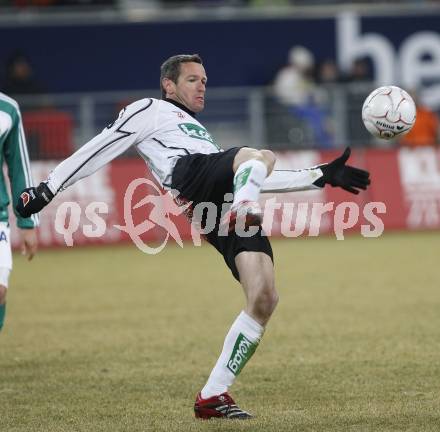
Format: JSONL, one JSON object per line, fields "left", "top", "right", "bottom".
{"left": 233, "top": 167, "right": 252, "bottom": 193}
{"left": 226, "top": 333, "right": 258, "bottom": 376}
{"left": 0, "top": 303, "right": 5, "bottom": 331}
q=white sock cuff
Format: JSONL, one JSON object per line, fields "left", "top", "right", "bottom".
{"left": 236, "top": 159, "right": 268, "bottom": 178}
{"left": 237, "top": 310, "right": 264, "bottom": 342}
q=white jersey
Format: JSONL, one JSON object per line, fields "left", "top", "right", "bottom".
{"left": 47, "top": 97, "right": 323, "bottom": 196}
{"left": 47, "top": 98, "right": 221, "bottom": 193}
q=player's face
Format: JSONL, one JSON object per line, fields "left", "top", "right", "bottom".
{"left": 168, "top": 62, "right": 207, "bottom": 113}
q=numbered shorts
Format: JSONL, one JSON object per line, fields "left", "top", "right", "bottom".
{"left": 171, "top": 147, "right": 273, "bottom": 282}
{"left": 0, "top": 222, "right": 12, "bottom": 287}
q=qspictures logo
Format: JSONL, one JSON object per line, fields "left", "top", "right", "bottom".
{"left": 51, "top": 178, "right": 387, "bottom": 251}
{"left": 113, "top": 178, "right": 191, "bottom": 255}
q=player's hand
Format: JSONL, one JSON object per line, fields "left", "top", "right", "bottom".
{"left": 19, "top": 228, "right": 38, "bottom": 261}
{"left": 314, "top": 147, "right": 371, "bottom": 194}
{"left": 16, "top": 182, "right": 54, "bottom": 218}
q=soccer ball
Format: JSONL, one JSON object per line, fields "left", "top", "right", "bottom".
{"left": 362, "top": 86, "right": 416, "bottom": 140}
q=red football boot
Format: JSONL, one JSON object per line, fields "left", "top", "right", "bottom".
{"left": 221, "top": 200, "right": 262, "bottom": 234}
{"left": 194, "top": 392, "right": 252, "bottom": 419}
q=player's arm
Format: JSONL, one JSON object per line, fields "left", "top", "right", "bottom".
{"left": 262, "top": 147, "right": 370, "bottom": 195}
{"left": 16, "top": 99, "right": 155, "bottom": 218}
{"left": 19, "top": 228, "right": 38, "bottom": 261}
{"left": 3, "top": 107, "right": 39, "bottom": 229}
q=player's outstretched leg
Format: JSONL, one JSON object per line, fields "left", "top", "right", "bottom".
{"left": 223, "top": 149, "right": 275, "bottom": 232}
{"left": 195, "top": 252, "right": 278, "bottom": 419}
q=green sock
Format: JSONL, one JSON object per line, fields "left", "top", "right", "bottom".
{"left": 0, "top": 303, "right": 5, "bottom": 331}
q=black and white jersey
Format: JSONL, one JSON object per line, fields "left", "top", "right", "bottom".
{"left": 47, "top": 98, "right": 221, "bottom": 193}
{"left": 46, "top": 97, "right": 323, "bottom": 195}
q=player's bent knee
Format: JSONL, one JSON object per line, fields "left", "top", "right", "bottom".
{"left": 233, "top": 148, "right": 275, "bottom": 174}
{"left": 250, "top": 285, "right": 279, "bottom": 320}
{"left": 260, "top": 150, "right": 276, "bottom": 173}
{"left": 233, "top": 148, "right": 257, "bottom": 171}
{"left": 266, "top": 288, "right": 279, "bottom": 313}
{"left": 251, "top": 150, "right": 275, "bottom": 174}
{"left": 271, "top": 289, "right": 280, "bottom": 309}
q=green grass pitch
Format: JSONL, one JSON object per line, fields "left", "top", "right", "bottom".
{"left": 1, "top": 232, "right": 439, "bottom": 431}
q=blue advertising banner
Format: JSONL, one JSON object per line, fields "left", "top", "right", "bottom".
{"left": 1, "top": 12, "right": 440, "bottom": 105}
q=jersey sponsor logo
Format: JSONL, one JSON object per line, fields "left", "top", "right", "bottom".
{"left": 0, "top": 231, "right": 7, "bottom": 242}
{"left": 178, "top": 123, "right": 219, "bottom": 149}
{"left": 227, "top": 333, "right": 258, "bottom": 376}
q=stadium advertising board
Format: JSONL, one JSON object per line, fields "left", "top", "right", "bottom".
{"left": 8, "top": 148, "right": 440, "bottom": 250}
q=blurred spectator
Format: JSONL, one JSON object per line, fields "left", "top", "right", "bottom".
{"left": 342, "top": 57, "right": 372, "bottom": 83}
{"left": 342, "top": 57, "right": 374, "bottom": 147}
{"left": 399, "top": 92, "right": 440, "bottom": 148}
{"left": 274, "top": 46, "right": 316, "bottom": 106}
{"left": 3, "top": 0, "right": 116, "bottom": 6}
{"left": 57, "top": 0, "right": 116, "bottom": 4}
{"left": 8, "top": 0, "right": 56, "bottom": 6}
{"left": 1, "top": 51, "right": 74, "bottom": 160}
{"left": 250, "top": 0, "right": 289, "bottom": 5}
{"left": 273, "top": 45, "right": 334, "bottom": 148}
{"left": 160, "top": 0, "right": 247, "bottom": 5}
{"left": 316, "top": 58, "right": 341, "bottom": 84}
{"left": 2, "top": 52, "right": 45, "bottom": 95}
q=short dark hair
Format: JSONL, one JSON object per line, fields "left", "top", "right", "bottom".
{"left": 160, "top": 54, "right": 203, "bottom": 98}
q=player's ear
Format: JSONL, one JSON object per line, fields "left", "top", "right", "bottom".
{"left": 162, "top": 78, "right": 176, "bottom": 97}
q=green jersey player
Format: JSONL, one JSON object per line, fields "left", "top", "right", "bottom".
{"left": 0, "top": 92, "right": 38, "bottom": 331}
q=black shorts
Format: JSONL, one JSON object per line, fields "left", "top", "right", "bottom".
{"left": 171, "top": 147, "right": 273, "bottom": 281}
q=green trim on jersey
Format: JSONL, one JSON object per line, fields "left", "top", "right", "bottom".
{"left": 178, "top": 123, "right": 220, "bottom": 150}
{"left": 0, "top": 93, "right": 38, "bottom": 228}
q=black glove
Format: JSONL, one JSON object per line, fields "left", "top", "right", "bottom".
{"left": 16, "top": 182, "right": 54, "bottom": 218}
{"left": 313, "top": 147, "right": 371, "bottom": 195}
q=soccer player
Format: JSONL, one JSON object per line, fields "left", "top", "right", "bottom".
{"left": 16, "top": 54, "right": 370, "bottom": 419}
{"left": 0, "top": 92, "right": 38, "bottom": 331}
